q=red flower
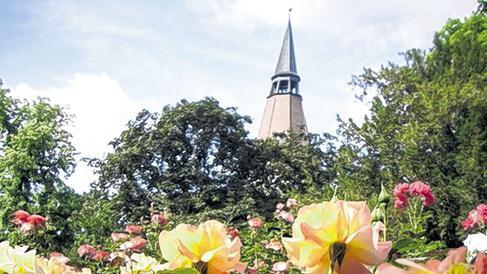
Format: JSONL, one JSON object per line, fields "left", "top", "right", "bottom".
{"left": 462, "top": 204, "right": 487, "bottom": 231}
{"left": 393, "top": 183, "right": 410, "bottom": 196}
{"left": 27, "top": 215, "right": 48, "bottom": 227}
{"left": 393, "top": 181, "right": 436, "bottom": 209}
{"left": 151, "top": 213, "right": 169, "bottom": 225}
{"left": 409, "top": 181, "right": 431, "bottom": 196}
{"left": 476, "top": 204, "right": 487, "bottom": 223}
{"left": 77, "top": 244, "right": 97, "bottom": 259}
{"left": 12, "top": 210, "right": 30, "bottom": 225}
{"left": 393, "top": 183, "right": 410, "bottom": 209}
{"left": 125, "top": 224, "right": 143, "bottom": 235}
{"left": 462, "top": 212, "right": 477, "bottom": 231}
{"left": 12, "top": 210, "right": 47, "bottom": 234}
{"left": 92, "top": 250, "right": 109, "bottom": 261}
{"left": 409, "top": 181, "right": 436, "bottom": 206}
{"left": 120, "top": 236, "right": 147, "bottom": 252}
{"left": 421, "top": 191, "right": 436, "bottom": 207}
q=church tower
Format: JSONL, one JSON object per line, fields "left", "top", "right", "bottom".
{"left": 257, "top": 16, "right": 308, "bottom": 139}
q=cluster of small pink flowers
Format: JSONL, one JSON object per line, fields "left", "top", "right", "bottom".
{"left": 78, "top": 223, "right": 148, "bottom": 264}
{"left": 274, "top": 198, "right": 298, "bottom": 223}
{"left": 393, "top": 181, "right": 436, "bottom": 209}
{"left": 12, "top": 210, "right": 48, "bottom": 234}
{"left": 119, "top": 224, "right": 147, "bottom": 252}
{"left": 462, "top": 203, "right": 487, "bottom": 231}
{"left": 77, "top": 244, "right": 109, "bottom": 261}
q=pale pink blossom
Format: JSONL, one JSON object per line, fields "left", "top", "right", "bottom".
{"left": 125, "top": 224, "right": 143, "bottom": 234}
{"left": 111, "top": 232, "right": 130, "bottom": 242}
{"left": 151, "top": 213, "right": 169, "bottom": 225}
{"left": 120, "top": 236, "right": 147, "bottom": 252}
{"left": 49, "top": 252, "right": 71, "bottom": 264}
{"left": 286, "top": 198, "right": 298, "bottom": 208}
{"left": 247, "top": 216, "right": 264, "bottom": 230}
{"left": 272, "top": 262, "right": 289, "bottom": 273}
{"left": 77, "top": 244, "right": 97, "bottom": 259}
{"left": 276, "top": 203, "right": 285, "bottom": 210}
{"left": 264, "top": 239, "right": 283, "bottom": 251}
{"left": 278, "top": 211, "right": 294, "bottom": 223}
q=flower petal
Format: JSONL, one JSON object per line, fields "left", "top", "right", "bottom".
{"left": 345, "top": 225, "right": 391, "bottom": 266}
{"left": 282, "top": 237, "right": 326, "bottom": 267}
{"left": 376, "top": 263, "right": 409, "bottom": 274}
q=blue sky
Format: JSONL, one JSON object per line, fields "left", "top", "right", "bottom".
{"left": 0, "top": 0, "right": 478, "bottom": 192}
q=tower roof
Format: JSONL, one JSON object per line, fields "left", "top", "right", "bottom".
{"left": 274, "top": 19, "right": 298, "bottom": 76}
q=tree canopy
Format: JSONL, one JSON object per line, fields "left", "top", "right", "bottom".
{"left": 0, "top": 81, "right": 81, "bottom": 252}
{"left": 335, "top": 9, "right": 486, "bottom": 246}
{"left": 90, "top": 98, "right": 336, "bottom": 224}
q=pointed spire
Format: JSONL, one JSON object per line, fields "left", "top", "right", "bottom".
{"left": 274, "top": 13, "right": 298, "bottom": 75}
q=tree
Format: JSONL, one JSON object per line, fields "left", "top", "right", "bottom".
{"left": 0, "top": 80, "right": 81, "bottom": 253}
{"left": 336, "top": 8, "right": 486, "bottom": 246}
{"left": 91, "top": 98, "right": 337, "bottom": 224}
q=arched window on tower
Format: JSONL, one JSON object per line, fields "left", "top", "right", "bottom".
{"left": 278, "top": 80, "right": 289, "bottom": 93}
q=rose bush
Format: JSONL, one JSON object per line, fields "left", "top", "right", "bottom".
{"left": 1, "top": 185, "right": 486, "bottom": 273}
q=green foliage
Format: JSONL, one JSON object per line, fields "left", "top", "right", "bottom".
{"left": 91, "top": 98, "right": 336, "bottom": 225}
{"left": 67, "top": 193, "right": 118, "bottom": 256}
{"left": 386, "top": 196, "right": 445, "bottom": 258}
{"left": 336, "top": 10, "right": 487, "bottom": 246}
{"left": 0, "top": 80, "right": 81, "bottom": 253}
{"left": 239, "top": 221, "right": 293, "bottom": 273}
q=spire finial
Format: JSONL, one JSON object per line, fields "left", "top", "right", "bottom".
{"left": 288, "top": 8, "right": 292, "bottom": 20}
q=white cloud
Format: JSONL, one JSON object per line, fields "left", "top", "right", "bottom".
{"left": 12, "top": 74, "right": 139, "bottom": 193}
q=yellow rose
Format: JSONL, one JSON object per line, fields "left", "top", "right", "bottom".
{"left": 282, "top": 201, "right": 392, "bottom": 273}
{"left": 159, "top": 220, "right": 245, "bottom": 274}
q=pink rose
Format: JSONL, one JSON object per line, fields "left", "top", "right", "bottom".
{"left": 151, "top": 213, "right": 169, "bottom": 225}
{"left": 286, "top": 198, "right": 298, "bottom": 208}
{"left": 120, "top": 236, "right": 147, "bottom": 252}
{"left": 111, "top": 232, "right": 130, "bottom": 242}
{"left": 125, "top": 224, "right": 143, "bottom": 235}
{"left": 272, "top": 262, "right": 289, "bottom": 273}
{"left": 77, "top": 244, "right": 97, "bottom": 259}
{"left": 278, "top": 211, "right": 294, "bottom": 223}
{"left": 247, "top": 216, "right": 264, "bottom": 230}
